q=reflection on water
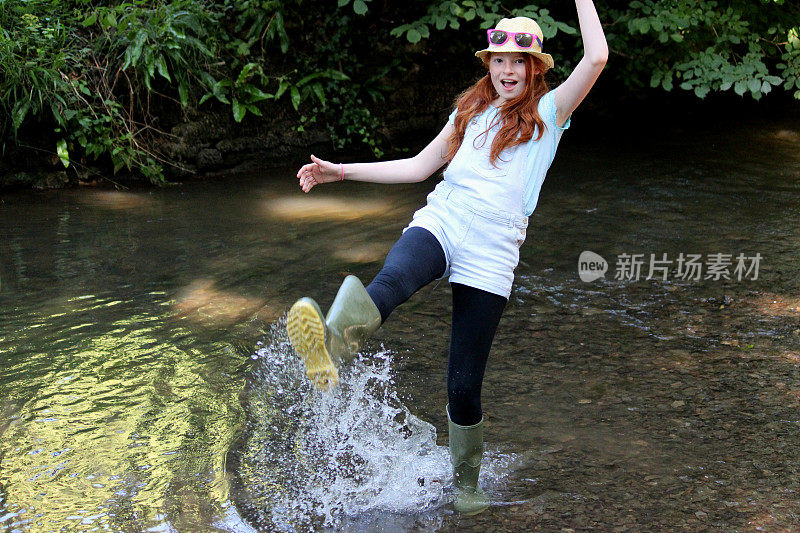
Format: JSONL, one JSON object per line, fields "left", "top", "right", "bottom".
{"left": 174, "top": 278, "right": 268, "bottom": 327}
{"left": 76, "top": 189, "right": 158, "bottom": 211}
{"left": 331, "top": 242, "right": 394, "bottom": 264}
{"left": 262, "top": 196, "right": 394, "bottom": 222}
{"left": 0, "top": 292, "right": 247, "bottom": 530}
{"left": 0, "top": 114, "right": 799, "bottom": 531}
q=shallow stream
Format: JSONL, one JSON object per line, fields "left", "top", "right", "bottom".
{"left": 1, "top": 114, "right": 799, "bottom": 531}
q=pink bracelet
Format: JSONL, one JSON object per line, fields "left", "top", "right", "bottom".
{"left": 340, "top": 163, "right": 344, "bottom": 181}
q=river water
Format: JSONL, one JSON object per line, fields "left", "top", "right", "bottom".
{"left": 1, "top": 114, "right": 799, "bottom": 531}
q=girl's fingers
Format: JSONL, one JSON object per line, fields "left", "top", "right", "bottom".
{"left": 297, "top": 165, "right": 319, "bottom": 192}
{"left": 297, "top": 154, "right": 335, "bottom": 191}
{"left": 302, "top": 177, "right": 316, "bottom": 193}
{"left": 296, "top": 162, "right": 316, "bottom": 178}
{"left": 310, "top": 154, "right": 334, "bottom": 174}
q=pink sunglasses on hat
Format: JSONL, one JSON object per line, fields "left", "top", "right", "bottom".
{"left": 486, "top": 29, "right": 543, "bottom": 50}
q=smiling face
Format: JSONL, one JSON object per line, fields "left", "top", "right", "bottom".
{"left": 488, "top": 52, "right": 533, "bottom": 105}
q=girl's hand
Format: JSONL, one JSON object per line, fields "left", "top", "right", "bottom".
{"left": 296, "top": 154, "right": 341, "bottom": 193}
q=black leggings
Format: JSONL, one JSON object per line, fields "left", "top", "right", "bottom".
{"left": 366, "top": 227, "right": 507, "bottom": 426}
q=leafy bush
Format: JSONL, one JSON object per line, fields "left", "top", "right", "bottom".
{"left": 1, "top": 0, "right": 798, "bottom": 184}
{"left": 1, "top": 0, "right": 217, "bottom": 182}
{"left": 389, "top": 0, "right": 800, "bottom": 101}
{"left": 608, "top": 0, "right": 800, "bottom": 100}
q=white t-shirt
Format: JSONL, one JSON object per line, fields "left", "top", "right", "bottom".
{"left": 443, "top": 90, "right": 570, "bottom": 216}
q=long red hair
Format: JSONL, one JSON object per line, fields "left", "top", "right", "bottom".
{"left": 445, "top": 53, "right": 549, "bottom": 166}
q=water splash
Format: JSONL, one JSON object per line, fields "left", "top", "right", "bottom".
{"left": 234, "top": 320, "right": 511, "bottom": 532}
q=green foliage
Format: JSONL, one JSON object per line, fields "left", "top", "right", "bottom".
{"left": 604, "top": 0, "right": 800, "bottom": 101}
{"left": 0, "top": 0, "right": 216, "bottom": 183}
{"left": 391, "top": 2, "right": 576, "bottom": 44}
{"left": 2, "top": 0, "right": 797, "bottom": 184}
{"left": 338, "top": 0, "right": 372, "bottom": 16}
{"left": 56, "top": 139, "right": 70, "bottom": 168}
{"left": 391, "top": 0, "right": 799, "bottom": 101}
{"left": 1, "top": 0, "right": 391, "bottom": 182}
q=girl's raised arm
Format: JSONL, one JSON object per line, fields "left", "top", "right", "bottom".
{"left": 553, "top": 0, "right": 608, "bottom": 128}
{"left": 297, "top": 122, "right": 454, "bottom": 193}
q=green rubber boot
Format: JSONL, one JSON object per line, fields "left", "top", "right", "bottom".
{"left": 448, "top": 405, "right": 490, "bottom": 515}
{"left": 286, "top": 275, "right": 381, "bottom": 389}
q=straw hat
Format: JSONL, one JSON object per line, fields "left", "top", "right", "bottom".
{"left": 475, "top": 17, "right": 554, "bottom": 71}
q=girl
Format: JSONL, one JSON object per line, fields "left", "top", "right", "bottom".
{"left": 288, "top": 2, "right": 607, "bottom": 515}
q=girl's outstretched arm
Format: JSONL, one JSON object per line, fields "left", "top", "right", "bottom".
{"left": 553, "top": 0, "right": 608, "bottom": 127}
{"left": 296, "top": 122, "right": 454, "bottom": 193}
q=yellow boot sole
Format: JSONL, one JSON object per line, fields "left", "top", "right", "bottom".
{"left": 286, "top": 298, "right": 339, "bottom": 389}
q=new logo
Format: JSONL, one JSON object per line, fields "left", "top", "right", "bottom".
{"left": 578, "top": 250, "right": 608, "bottom": 282}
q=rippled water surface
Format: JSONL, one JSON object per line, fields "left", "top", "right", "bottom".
{"left": 1, "top": 114, "right": 799, "bottom": 531}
